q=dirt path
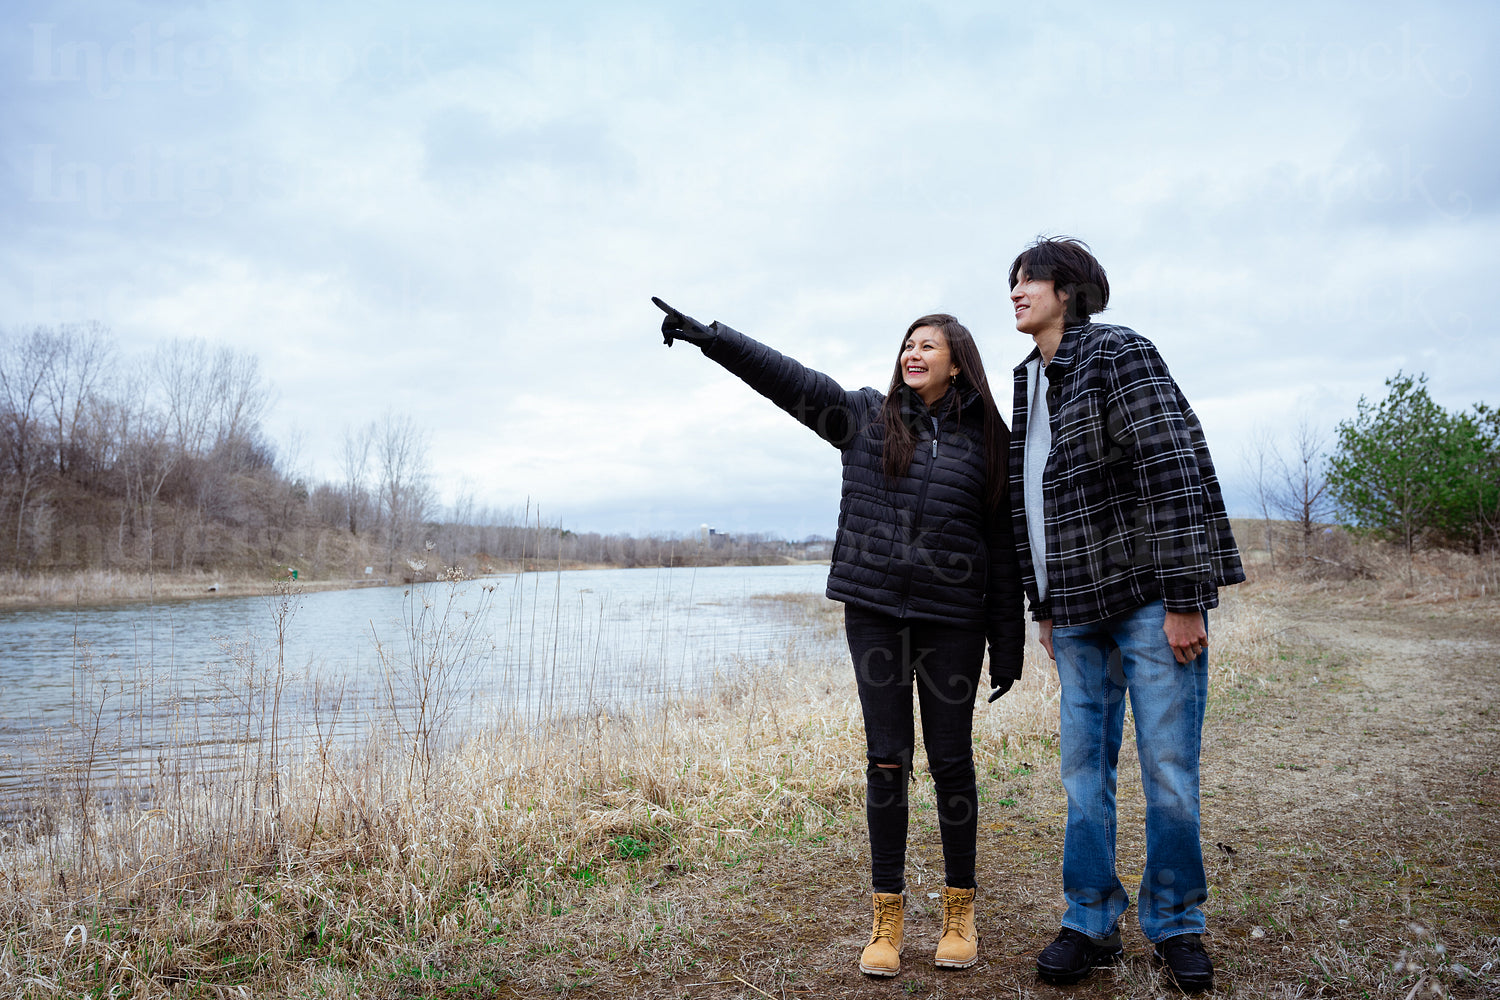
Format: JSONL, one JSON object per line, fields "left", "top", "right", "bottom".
{"left": 448, "top": 587, "right": 1500, "bottom": 998}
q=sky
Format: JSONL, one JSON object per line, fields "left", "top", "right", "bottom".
{"left": 2, "top": 0, "right": 1495, "bottom": 540}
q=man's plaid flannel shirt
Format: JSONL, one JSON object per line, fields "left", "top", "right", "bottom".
{"left": 1009, "top": 322, "right": 1245, "bottom": 627}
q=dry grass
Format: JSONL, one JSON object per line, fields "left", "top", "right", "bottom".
{"left": 1231, "top": 517, "right": 1500, "bottom": 600}
{"left": 2, "top": 553, "right": 1497, "bottom": 998}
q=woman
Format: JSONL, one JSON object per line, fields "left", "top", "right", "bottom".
{"left": 652, "top": 297, "right": 1025, "bottom": 976}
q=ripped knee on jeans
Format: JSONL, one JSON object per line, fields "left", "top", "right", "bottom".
{"left": 866, "top": 755, "right": 909, "bottom": 808}
{"left": 867, "top": 754, "right": 908, "bottom": 775}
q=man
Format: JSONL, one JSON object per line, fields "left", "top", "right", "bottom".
{"left": 1006, "top": 237, "right": 1244, "bottom": 993}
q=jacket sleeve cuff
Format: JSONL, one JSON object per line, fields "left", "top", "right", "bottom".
{"left": 700, "top": 321, "right": 740, "bottom": 358}
{"left": 1029, "top": 601, "right": 1052, "bottom": 622}
{"left": 1161, "top": 582, "right": 1219, "bottom": 615}
{"left": 986, "top": 643, "right": 1024, "bottom": 681}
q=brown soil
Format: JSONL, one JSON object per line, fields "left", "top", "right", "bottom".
{"left": 430, "top": 585, "right": 1500, "bottom": 999}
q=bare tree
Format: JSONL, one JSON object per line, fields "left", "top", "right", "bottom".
{"left": 152, "top": 338, "right": 216, "bottom": 456}
{"left": 153, "top": 338, "right": 272, "bottom": 456}
{"left": 149, "top": 340, "right": 276, "bottom": 566}
{"left": 211, "top": 346, "right": 273, "bottom": 455}
{"left": 1270, "top": 418, "right": 1334, "bottom": 561}
{"left": 247, "top": 467, "right": 308, "bottom": 563}
{"left": 43, "top": 321, "right": 114, "bottom": 474}
{"left": 115, "top": 373, "right": 179, "bottom": 575}
{"left": 440, "top": 483, "right": 479, "bottom": 568}
{"left": 339, "top": 421, "right": 375, "bottom": 536}
{"left": 66, "top": 379, "right": 124, "bottom": 492}
{"left": 0, "top": 327, "right": 63, "bottom": 560}
{"left": 376, "top": 411, "right": 432, "bottom": 573}
{"left": 1240, "top": 428, "right": 1279, "bottom": 572}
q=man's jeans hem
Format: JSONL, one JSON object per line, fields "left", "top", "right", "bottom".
{"left": 1060, "top": 917, "right": 1121, "bottom": 942}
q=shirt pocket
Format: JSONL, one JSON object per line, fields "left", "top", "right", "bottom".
{"left": 1049, "top": 387, "right": 1120, "bottom": 487}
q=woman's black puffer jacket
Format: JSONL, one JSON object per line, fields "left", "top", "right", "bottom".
{"left": 702, "top": 323, "right": 1026, "bottom": 680}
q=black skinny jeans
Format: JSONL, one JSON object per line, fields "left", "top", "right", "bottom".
{"left": 844, "top": 604, "right": 984, "bottom": 894}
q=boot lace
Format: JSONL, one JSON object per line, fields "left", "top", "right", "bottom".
{"left": 871, "top": 896, "right": 902, "bottom": 942}
{"left": 942, "top": 890, "right": 974, "bottom": 937}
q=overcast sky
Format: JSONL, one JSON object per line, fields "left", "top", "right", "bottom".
{"left": 3, "top": 1, "right": 1494, "bottom": 539}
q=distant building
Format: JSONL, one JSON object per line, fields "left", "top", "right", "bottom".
{"left": 794, "top": 535, "right": 833, "bottom": 559}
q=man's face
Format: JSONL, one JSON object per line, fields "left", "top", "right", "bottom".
{"left": 1010, "top": 271, "right": 1069, "bottom": 338}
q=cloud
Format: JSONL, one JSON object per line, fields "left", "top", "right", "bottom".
{"left": 2, "top": 0, "right": 1494, "bottom": 536}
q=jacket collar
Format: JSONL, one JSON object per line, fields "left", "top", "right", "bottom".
{"left": 894, "top": 381, "right": 983, "bottom": 421}
{"left": 1046, "top": 321, "right": 1090, "bottom": 378}
{"left": 1013, "top": 321, "right": 1089, "bottom": 379}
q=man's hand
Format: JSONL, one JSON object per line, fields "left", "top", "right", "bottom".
{"left": 1164, "top": 610, "right": 1207, "bottom": 664}
{"left": 1038, "top": 619, "right": 1054, "bottom": 660}
{"left": 652, "top": 296, "right": 718, "bottom": 349}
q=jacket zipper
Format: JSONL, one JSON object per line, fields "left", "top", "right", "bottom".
{"left": 898, "top": 415, "right": 942, "bottom": 616}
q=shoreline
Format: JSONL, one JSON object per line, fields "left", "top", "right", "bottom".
{"left": 0, "top": 570, "right": 394, "bottom": 610}
{"left": 0, "top": 559, "right": 831, "bottom": 610}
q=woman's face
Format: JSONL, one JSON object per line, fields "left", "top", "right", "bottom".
{"left": 901, "top": 326, "right": 959, "bottom": 406}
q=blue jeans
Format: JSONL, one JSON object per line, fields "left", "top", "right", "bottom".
{"left": 844, "top": 605, "right": 985, "bottom": 894}
{"left": 1051, "top": 600, "right": 1208, "bottom": 943}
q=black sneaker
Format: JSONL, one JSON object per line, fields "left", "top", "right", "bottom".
{"left": 1036, "top": 926, "right": 1124, "bottom": 984}
{"left": 1154, "top": 933, "right": 1214, "bottom": 993}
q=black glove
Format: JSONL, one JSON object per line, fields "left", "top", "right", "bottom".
{"left": 652, "top": 296, "right": 718, "bottom": 349}
{"left": 987, "top": 675, "right": 1014, "bottom": 703}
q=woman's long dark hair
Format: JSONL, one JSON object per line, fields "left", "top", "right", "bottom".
{"left": 881, "top": 314, "right": 1010, "bottom": 511}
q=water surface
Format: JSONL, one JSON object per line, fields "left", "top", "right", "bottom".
{"left": 0, "top": 564, "right": 836, "bottom": 807}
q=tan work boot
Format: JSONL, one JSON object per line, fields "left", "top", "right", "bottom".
{"left": 859, "top": 892, "right": 904, "bottom": 976}
{"left": 934, "top": 886, "right": 978, "bottom": 969}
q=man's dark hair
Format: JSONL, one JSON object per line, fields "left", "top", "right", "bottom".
{"left": 1007, "top": 236, "right": 1110, "bottom": 324}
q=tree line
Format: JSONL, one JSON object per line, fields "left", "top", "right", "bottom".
{"left": 1246, "top": 371, "right": 1499, "bottom": 572}
{"left": 0, "top": 323, "right": 805, "bottom": 579}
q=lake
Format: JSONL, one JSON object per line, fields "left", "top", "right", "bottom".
{"left": 0, "top": 563, "right": 838, "bottom": 811}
